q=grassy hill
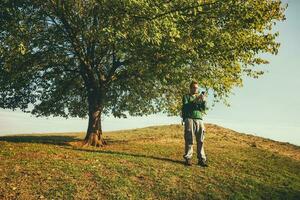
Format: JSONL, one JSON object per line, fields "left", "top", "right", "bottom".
{"left": 0, "top": 124, "right": 299, "bottom": 200}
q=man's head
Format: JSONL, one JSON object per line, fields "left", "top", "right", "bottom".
{"left": 189, "top": 80, "right": 199, "bottom": 95}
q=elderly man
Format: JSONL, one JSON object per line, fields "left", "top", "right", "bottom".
{"left": 181, "top": 80, "right": 208, "bottom": 167}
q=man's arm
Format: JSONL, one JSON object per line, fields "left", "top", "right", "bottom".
{"left": 195, "top": 94, "right": 207, "bottom": 111}
{"left": 181, "top": 95, "right": 187, "bottom": 120}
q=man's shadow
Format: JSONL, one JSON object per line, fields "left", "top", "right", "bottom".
{"left": 0, "top": 135, "right": 185, "bottom": 165}
{"left": 70, "top": 147, "right": 185, "bottom": 165}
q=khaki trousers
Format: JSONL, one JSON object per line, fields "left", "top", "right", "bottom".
{"left": 183, "top": 118, "right": 206, "bottom": 161}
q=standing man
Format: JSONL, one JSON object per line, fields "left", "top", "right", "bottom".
{"left": 181, "top": 80, "right": 208, "bottom": 167}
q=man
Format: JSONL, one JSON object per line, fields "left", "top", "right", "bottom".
{"left": 181, "top": 80, "right": 208, "bottom": 167}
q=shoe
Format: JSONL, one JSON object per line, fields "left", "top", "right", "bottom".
{"left": 184, "top": 158, "right": 192, "bottom": 166}
{"left": 198, "top": 160, "right": 208, "bottom": 167}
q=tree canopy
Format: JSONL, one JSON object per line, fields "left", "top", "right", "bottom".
{"left": 0, "top": 0, "right": 286, "bottom": 145}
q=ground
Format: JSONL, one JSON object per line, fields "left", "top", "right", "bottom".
{"left": 0, "top": 124, "right": 299, "bottom": 199}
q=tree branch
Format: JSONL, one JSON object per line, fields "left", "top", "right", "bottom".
{"left": 48, "top": 1, "right": 88, "bottom": 67}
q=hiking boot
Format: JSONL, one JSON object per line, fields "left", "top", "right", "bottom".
{"left": 198, "top": 160, "right": 208, "bottom": 167}
{"left": 184, "top": 158, "right": 192, "bottom": 166}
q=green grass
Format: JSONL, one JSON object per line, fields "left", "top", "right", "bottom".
{"left": 0, "top": 124, "right": 299, "bottom": 200}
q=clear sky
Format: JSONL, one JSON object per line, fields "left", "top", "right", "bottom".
{"left": 0, "top": 0, "right": 299, "bottom": 145}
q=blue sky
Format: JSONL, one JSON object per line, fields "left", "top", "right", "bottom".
{"left": 0, "top": 0, "right": 299, "bottom": 145}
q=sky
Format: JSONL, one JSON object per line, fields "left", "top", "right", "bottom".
{"left": 0, "top": 0, "right": 299, "bottom": 146}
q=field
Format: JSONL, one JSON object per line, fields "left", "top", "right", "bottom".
{"left": 0, "top": 124, "right": 299, "bottom": 200}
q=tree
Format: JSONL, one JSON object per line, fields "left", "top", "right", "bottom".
{"left": 0, "top": 0, "right": 286, "bottom": 146}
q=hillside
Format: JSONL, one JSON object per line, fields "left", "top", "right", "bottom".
{"left": 0, "top": 124, "right": 299, "bottom": 200}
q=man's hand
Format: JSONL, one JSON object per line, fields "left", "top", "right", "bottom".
{"left": 196, "top": 93, "right": 206, "bottom": 102}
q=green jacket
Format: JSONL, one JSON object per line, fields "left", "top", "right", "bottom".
{"left": 181, "top": 94, "right": 207, "bottom": 120}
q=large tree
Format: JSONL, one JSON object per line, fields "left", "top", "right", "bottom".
{"left": 0, "top": 0, "right": 286, "bottom": 146}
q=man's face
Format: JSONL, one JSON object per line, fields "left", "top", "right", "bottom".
{"left": 190, "top": 84, "right": 199, "bottom": 94}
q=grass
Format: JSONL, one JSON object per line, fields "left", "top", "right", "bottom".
{"left": 0, "top": 124, "right": 299, "bottom": 200}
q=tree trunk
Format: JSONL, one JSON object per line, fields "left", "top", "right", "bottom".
{"left": 84, "top": 107, "right": 106, "bottom": 147}
{"left": 79, "top": 62, "right": 107, "bottom": 147}
{"left": 84, "top": 89, "right": 106, "bottom": 147}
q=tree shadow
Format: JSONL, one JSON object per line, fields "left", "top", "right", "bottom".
{"left": 0, "top": 135, "right": 185, "bottom": 165}
{"left": 0, "top": 135, "right": 80, "bottom": 146}
{"left": 70, "top": 147, "right": 185, "bottom": 165}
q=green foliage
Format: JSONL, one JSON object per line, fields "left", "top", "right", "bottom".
{"left": 0, "top": 0, "right": 286, "bottom": 118}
